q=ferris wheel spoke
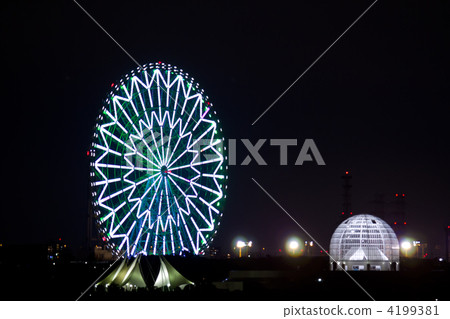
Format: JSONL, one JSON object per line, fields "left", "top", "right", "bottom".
{"left": 100, "top": 184, "right": 134, "bottom": 203}
{"left": 111, "top": 201, "right": 139, "bottom": 236}
{"left": 165, "top": 71, "right": 171, "bottom": 109}
{"left": 142, "top": 232, "right": 150, "bottom": 253}
{"left": 122, "top": 220, "right": 137, "bottom": 254}
{"left": 164, "top": 126, "right": 174, "bottom": 166}
{"left": 186, "top": 197, "right": 212, "bottom": 228}
{"left": 181, "top": 97, "right": 201, "bottom": 134}
{"left": 159, "top": 125, "right": 165, "bottom": 165}
{"left": 199, "top": 137, "right": 222, "bottom": 153}
{"left": 131, "top": 76, "right": 147, "bottom": 111}
{"left": 202, "top": 173, "right": 224, "bottom": 179}
{"left": 163, "top": 178, "right": 172, "bottom": 216}
{"left": 198, "top": 196, "right": 220, "bottom": 216}
{"left": 141, "top": 177, "right": 163, "bottom": 223}
{"left": 123, "top": 84, "right": 140, "bottom": 118}
{"left": 167, "top": 175, "right": 192, "bottom": 199}
{"left": 130, "top": 213, "right": 148, "bottom": 256}
{"left": 164, "top": 122, "right": 186, "bottom": 166}
{"left": 178, "top": 209, "right": 197, "bottom": 253}
{"left": 177, "top": 230, "right": 185, "bottom": 252}
{"left": 169, "top": 218, "right": 175, "bottom": 254}
{"left": 113, "top": 98, "right": 140, "bottom": 136}
{"left": 102, "top": 201, "right": 127, "bottom": 226}
{"left": 190, "top": 217, "right": 207, "bottom": 250}
{"left": 168, "top": 157, "right": 222, "bottom": 172}
{"left": 150, "top": 129, "right": 164, "bottom": 166}
{"left": 166, "top": 147, "right": 189, "bottom": 170}
{"left": 134, "top": 149, "right": 160, "bottom": 169}
{"left": 171, "top": 77, "right": 182, "bottom": 123}
{"left": 192, "top": 107, "right": 209, "bottom": 132}
{"left": 100, "top": 128, "right": 135, "bottom": 152}
{"left": 93, "top": 143, "right": 122, "bottom": 157}
{"left": 167, "top": 171, "right": 192, "bottom": 184}
{"left": 140, "top": 136, "right": 162, "bottom": 168}
{"left": 191, "top": 181, "right": 221, "bottom": 197}
{"left": 189, "top": 123, "right": 215, "bottom": 150}
{"left": 180, "top": 81, "right": 191, "bottom": 116}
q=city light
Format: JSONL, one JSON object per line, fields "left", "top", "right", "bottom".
{"left": 236, "top": 241, "right": 246, "bottom": 248}
{"left": 286, "top": 237, "right": 302, "bottom": 257}
{"left": 401, "top": 241, "right": 412, "bottom": 250}
{"left": 235, "top": 240, "right": 252, "bottom": 258}
{"left": 289, "top": 240, "right": 299, "bottom": 250}
{"left": 401, "top": 241, "right": 412, "bottom": 257}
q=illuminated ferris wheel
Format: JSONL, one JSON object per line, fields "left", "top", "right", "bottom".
{"left": 88, "top": 62, "right": 227, "bottom": 257}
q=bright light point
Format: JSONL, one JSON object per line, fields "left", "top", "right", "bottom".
{"left": 438, "top": 258, "right": 443, "bottom": 262}
{"left": 401, "top": 241, "right": 412, "bottom": 250}
{"left": 248, "top": 241, "right": 253, "bottom": 248}
{"left": 286, "top": 237, "right": 302, "bottom": 257}
{"left": 317, "top": 278, "right": 322, "bottom": 282}
{"left": 236, "top": 241, "right": 246, "bottom": 248}
{"left": 289, "top": 241, "right": 299, "bottom": 250}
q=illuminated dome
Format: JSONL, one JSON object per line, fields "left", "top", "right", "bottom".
{"left": 330, "top": 214, "right": 399, "bottom": 271}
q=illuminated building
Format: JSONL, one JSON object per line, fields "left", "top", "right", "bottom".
{"left": 47, "top": 238, "right": 68, "bottom": 261}
{"left": 330, "top": 214, "right": 400, "bottom": 271}
{"left": 94, "top": 245, "right": 114, "bottom": 261}
{"left": 207, "top": 246, "right": 220, "bottom": 257}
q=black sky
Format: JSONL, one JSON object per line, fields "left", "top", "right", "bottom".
{"left": 2, "top": 1, "right": 449, "bottom": 254}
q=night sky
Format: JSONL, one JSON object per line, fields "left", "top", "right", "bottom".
{"left": 2, "top": 1, "right": 449, "bottom": 255}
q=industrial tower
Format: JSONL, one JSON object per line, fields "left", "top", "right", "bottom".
{"left": 340, "top": 171, "right": 352, "bottom": 220}
{"left": 391, "top": 193, "right": 407, "bottom": 237}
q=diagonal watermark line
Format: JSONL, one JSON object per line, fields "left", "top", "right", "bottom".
{"left": 72, "top": 0, "right": 142, "bottom": 69}
{"left": 76, "top": 253, "right": 124, "bottom": 301}
{"left": 72, "top": 0, "right": 200, "bottom": 125}
{"left": 251, "top": 177, "right": 376, "bottom": 301}
{"left": 251, "top": 0, "right": 379, "bottom": 126}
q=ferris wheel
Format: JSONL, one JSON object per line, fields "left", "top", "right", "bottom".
{"left": 88, "top": 62, "right": 227, "bottom": 257}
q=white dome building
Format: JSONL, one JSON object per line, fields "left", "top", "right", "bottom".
{"left": 330, "top": 214, "right": 400, "bottom": 271}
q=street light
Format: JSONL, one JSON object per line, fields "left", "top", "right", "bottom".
{"left": 401, "top": 241, "right": 412, "bottom": 257}
{"left": 401, "top": 241, "right": 412, "bottom": 250}
{"left": 289, "top": 240, "right": 299, "bottom": 254}
{"left": 236, "top": 240, "right": 246, "bottom": 258}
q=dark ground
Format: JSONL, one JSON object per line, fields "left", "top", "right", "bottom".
{"left": 1, "top": 245, "right": 448, "bottom": 301}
